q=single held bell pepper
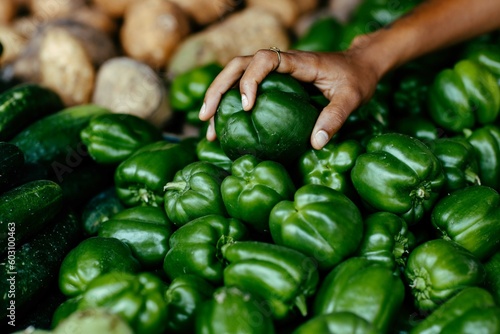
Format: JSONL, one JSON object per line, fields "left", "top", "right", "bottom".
{"left": 351, "top": 132, "right": 445, "bottom": 224}
{"left": 221, "top": 154, "right": 296, "bottom": 233}
{"left": 196, "top": 137, "right": 232, "bottom": 172}
{"left": 196, "top": 286, "right": 276, "bottom": 334}
{"left": 97, "top": 206, "right": 174, "bottom": 268}
{"left": 163, "top": 214, "right": 248, "bottom": 284}
{"left": 169, "top": 63, "right": 223, "bottom": 125}
{"left": 465, "top": 124, "right": 500, "bottom": 191}
{"left": 404, "top": 239, "right": 485, "bottom": 312}
{"left": 292, "top": 16, "right": 343, "bottom": 52}
{"left": 75, "top": 272, "right": 168, "bottom": 334}
{"left": 269, "top": 184, "right": 363, "bottom": 271}
{"left": 410, "top": 287, "right": 499, "bottom": 334}
{"left": 431, "top": 185, "right": 500, "bottom": 260}
{"left": 428, "top": 59, "right": 500, "bottom": 132}
{"left": 313, "top": 257, "right": 405, "bottom": 333}
{"left": 221, "top": 241, "right": 319, "bottom": 320}
{"left": 114, "top": 140, "right": 197, "bottom": 207}
{"left": 164, "top": 275, "right": 214, "bottom": 334}
{"left": 296, "top": 139, "right": 364, "bottom": 200}
{"left": 80, "top": 113, "right": 162, "bottom": 164}
{"left": 164, "top": 161, "right": 229, "bottom": 227}
{"left": 58, "top": 236, "right": 140, "bottom": 297}
{"left": 355, "top": 211, "right": 416, "bottom": 269}
{"left": 485, "top": 250, "right": 500, "bottom": 305}
{"left": 427, "top": 136, "right": 481, "bottom": 193}
{"left": 292, "top": 312, "right": 378, "bottom": 334}
{"left": 215, "top": 73, "right": 319, "bottom": 164}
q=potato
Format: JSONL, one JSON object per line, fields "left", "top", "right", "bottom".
{"left": 0, "top": 25, "right": 27, "bottom": 66}
{"left": 0, "top": 0, "right": 17, "bottom": 24}
{"left": 65, "top": 5, "right": 118, "bottom": 36}
{"left": 29, "top": 0, "right": 86, "bottom": 20}
{"left": 167, "top": 7, "right": 290, "bottom": 78}
{"left": 92, "top": 57, "right": 173, "bottom": 128}
{"left": 245, "top": 0, "right": 319, "bottom": 28}
{"left": 168, "top": 0, "right": 238, "bottom": 26}
{"left": 91, "top": 0, "right": 139, "bottom": 18}
{"left": 120, "top": 0, "right": 191, "bottom": 70}
{"left": 39, "top": 27, "right": 95, "bottom": 106}
{"left": 10, "top": 19, "right": 117, "bottom": 82}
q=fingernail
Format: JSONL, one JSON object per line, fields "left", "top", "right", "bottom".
{"left": 199, "top": 103, "right": 206, "bottom": 117}
{"left": 314, "top": 130, "right": 329, "bottom": 148}
{"left": 241, "top": 94, "right": 248, "bottom": 108}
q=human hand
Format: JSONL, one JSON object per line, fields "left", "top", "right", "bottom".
{"left": 199, "top": 45, "right": 382, "bottom": 150}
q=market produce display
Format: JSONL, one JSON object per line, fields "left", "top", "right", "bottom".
{"left": 1, "top": 1, "right": 500, "bottom": 333}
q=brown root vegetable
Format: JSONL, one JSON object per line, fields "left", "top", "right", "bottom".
{"left": 10, "top": 19, "right": 117, "bottom": 82}
{"left": 91, "top": 0, "right": 139, "bottom": 18}
{"left": 245, "top": 0, "right": 319, "bottom": 28}
{"left": 39, "top": 27, "right": 95, "bottom": 106}
{"left": 0, "top": 0, "right": 17, "bottom": 24}
{"left": 167, "top": 7, "right": 290, "bottom": 78}
{"left": 29, "top": 0, "right": 86, "bottom": 21}
{"left": 65, "top": 5, "right": 118, "bottom": 36}
{"left": 92, "top": 57, "right": 173, "bottom": 128}
{"left": 168, "top": 0, "right": 238, "bottom": 26}
{"left": 329, "top": 0, "right": 363, "bottom": 24}
{"left": 12, "top": 15, "right": 44, "bottom": 40}
{"left": 0, "top": 25, "right": 27, "bottom": 66}
{"left": 120, "top": 0, "right": 191, "bottom": 70}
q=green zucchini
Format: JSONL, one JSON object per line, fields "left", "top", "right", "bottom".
{"left": 0, "top": 142, "right": 24, "bottom": 193}
{"left": 0, "top": 179, "right": 63, "bottom": 254}
{"left": 0, "top": 84, "right": 64, "bottom": 141}
{"left": 10, "top": 104, "right": 110, "bottom": 166}
{"left": 0, "top": 210, "right": 82, "bottom": 320}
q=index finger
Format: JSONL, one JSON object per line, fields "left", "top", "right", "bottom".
{"left": 199, "top": 56, "right": 252, "bottom": 121}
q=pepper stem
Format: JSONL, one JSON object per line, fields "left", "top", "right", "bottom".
{"left": 464, "top": 168, "right": 481, "bottom": 186}
{"left": 163, "top": 181, "right": 188, "bottom": 192}
{"left": 294, "top": 295, "right": 308, "bottom": 317}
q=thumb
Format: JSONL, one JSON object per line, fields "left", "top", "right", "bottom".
{"left": 310, "top": 91, "right": 362, "bottom": 150}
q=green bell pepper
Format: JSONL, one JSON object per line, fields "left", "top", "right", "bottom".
{"left": 164, "top": 161, "right": 229, "bottom": 227}
{"left": 221, "top": 241, "right": 319, "bottom": 319}
{"left": 431, "top": 185, "right": 500, "bottom": 260}
{"left": 269, "top": 184, "right": 363, "bottom": 271}
{"left": 292, "top": 312, "right": 378, "bottom": 334}
{"left": 215, "top": 73, "right": 319, "bottom": 164}
{"left": 410, "top": 287, "right": 498, "bottom": 334}
{"left": 196, "top": 286, "right": 276, "bottom": 334}
{"left": 292, "top": 16, "right": 343, "bottom": 52}
{"left": 392, "top": 115, "right": 440, "bottom": 143}
{"left": 335, "top": 96, "right": 390, "bottom": 148}
{"left": 313, "top": 257, "right": 405, "bottom": 333}
{"left": 351, "top": 132, "right": 445, "bottom": 224}
{"left": 404, "top": 239, "right": 485, "bottom": 312}
{"left": 296, "top": 139, "right": 363, "bottom": 200}
{"left": 465, "top": 124, "right": 500, "bottom": 190}
{"left": 392, "top": 69, "right": 433, "bottom": 117}
{"left": 427, "top": 136, "right": 481, "bottom": 193}
{"left": 114, "top": 140, "right": 197, "bottom": 207}
{"left": 170, "top": 63, "right": 223, "bottom": 125}
{"left": 76, "top": 272, "right": 168, "bottom": 334}
{"left": 163, "top": 214, "right": 248, "bottom": 284}
{"left": 97, "top": 206, "right": 174, "bottom": 268}
{"left": 356, "top": 211, "right": 416, "bottom": 269}
{"left": 196, "top": 137, "right": 232, "bottom": 172}
{"left": 164, "top": 275, "right": 215, "bottom": 334}
{"left": 485, "top": 250, "right": 500, "bottom": 305}
{"left": 80, "top": 113, "right": 162, "bottom": 165}
{"left": 58, "top": 236, "right": 141, "bottom": 297}
{"left": 428, "top": 59, "right": 500, "bottom": 132}
{"left": 462, "top": 44, "right": 500, "bottom": 82}
{"left": 221, "top": 154, "right": 296, "bottom": 233}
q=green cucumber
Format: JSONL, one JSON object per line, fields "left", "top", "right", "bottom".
{"left": 0, "top": 84, "right": 64, "bottom": 141}
{"left": 10, "top": 104, "right": 110, "bottom": 166}
{"left": 0, "top": 210, "right": 82, "bottom": 320}
{"left": 0, "top": 142, "right": 24, "bottom": 193}
{"left": 0, "top": 179, "right": 63, "bottom": 254}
